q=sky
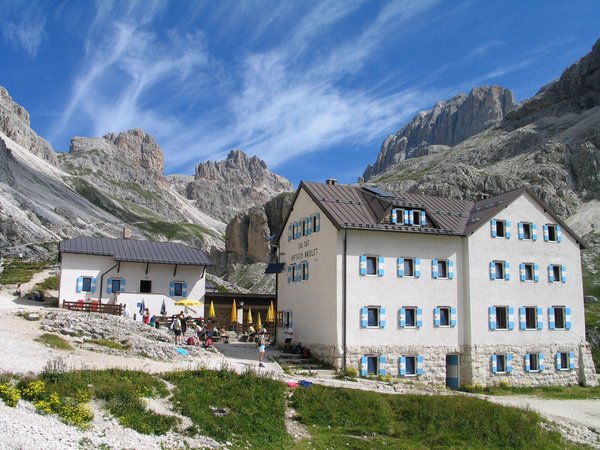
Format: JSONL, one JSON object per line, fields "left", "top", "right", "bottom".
{"left": 1, "top": 1, "right": 599, "bottom": 187}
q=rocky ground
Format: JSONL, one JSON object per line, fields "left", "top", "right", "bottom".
{"left": 0, "top": 274, "right": 599, "bottom": 448}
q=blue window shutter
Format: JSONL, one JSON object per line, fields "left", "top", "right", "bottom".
{"left": 379, "top": 307, "right": 386, "bottom": 328}
{"left": 555, "top": 352, "right": 561, "bottom": 369}
{"left": 518, "top": 222, "right": 524, "bottom": 240}
{"left": 288, "top": 224, "right": 291, "bottom": 242}
{"left": 76, "top": 276, "right": 83, "bottom": 293}
{"left": 182, "top": 282, "right": 187, "bottom": 297}
{"left": 304, "top": 261, "right": 310, "bottom": 281}
{"left": 360, "top": 356, "right": 368, "bottom": 376}
{"left": 397, "top": 257, "right": 404, "bottom": 277}
{"left": 490, "top": 219, "right": 497, "bottom": 238}
{"left": 491, "top": 354, "right": 497, "bottom": 374}
{"left": 504, "top": 261, "right": 510, "bottom": 281}
{"left": 416, "top": 308, "right": 423, "bottom": 328}
{"left": 557, "top": 225, "right": 562, "bottom": 242}
{"left": 505, "top": 221, "right": 511, "bottom": 239}
{"left": 416, "top": 355, "right": 424, "bottom": 375}
{"left": 543, "top": 224, "right": 549, "bottom": 242}
{"left": 434, "top": 307, "right": 440, "bottom": 327}
{"left": 519, "top": 263, "right": 526, "bottom": 282}
{"left": 360, "top": 307, "right": 368, "bottom": 328}
{"left": 296, "top": 264, "right": 302, "bottom": 282}
{"left": 399, "top": 307, "right": 406, "bottom": 328}
{"left": 489, "top": 261, "right": 496, "bottom": 280}
{"left": 489, "top": 306, "right": 496, "bottom": 330}
{"left": 399, "top": 356, "right": 406, "bottom": 376}
{"left": 508, "top": 306, "right": 515, "bottom": 330}
{"left": 378, "top": 256, "right": 385, "bottom": 276}
{"left": 403, "top": 209, "right": 409, "bottom": 225}
{"left": 431, "top": 259, "right": 438, "bottom": 279}
{"left": 534, "top": 263, "right": 539, "bottom": 282}
{"left": 537, "top": 307, "right": 543, "bottom": 330}
{"left": 548, "top": 264, "right": 554, "bottom": 282}
{"left": 287, "top": 266, "right": 292, "bottom": 283}
{"left": 391, "top": 209, "right": 397, "bottom": 224}
{"left": 506, "top": 354, "right": 513, "bottom": 373}
{"left": 519, "top": 307, "right": 526, "bottom": 330}
{"left": 532, "top": 223, "right": 538, "bottom": 241}
{"left": 315, "top": 213, "right": 320, "bottom": 232}
{"left": 306, "top": 217, "right": 312, "bottom": 235}
{"left": 106, "top": 278, "right": 113, "bottom": 294}
{"left": 448, "top": 260, "right": 454, "bottom": 279}
{"left": 378, "top": 355, "right": 387, "bottom": 375}
{"left": 408, "top": 210, "right": 414, "bottom": 225}
{"left": 169, "top": 281, "right": 175, "bottom": 296}
{"left": 569, "top": 351, "right": 575, "bottom": 369}
{"left": 565, "top": 307, "right": 572, "bottom": 330}
{"left": 91, "top": 278, "right": 97, "bottom": 293}
{"left": 415, "top": 258, "right": 421, "bottom": 278}
{"left": 301, "top": 218, "right": 306, "bottom": 236}
{"left": 524, "top": 353, "right": 530, "bottom": 372}
{"left": 539, "top": 353, "right": 545, "bottom": 372}
{"left": 120, "top": 279, "right": 126, "bottom": 291}
{"left": 420, "top": 210, "right": 426, "bottom": 226}
{"left": 450, "top": 307, "right": 457, "bottom": 327}
{"left": 548, "top": 307, "right": 555, "bottom": 330}
{"left": 359, "top": 255, "right": 367, "bottom": 276}
{"left": 561, "top": 265, "right": 566, "bottom": 283}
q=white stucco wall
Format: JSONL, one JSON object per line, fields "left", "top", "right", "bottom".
{"left": 59, "top": 253, "right": 207, "bottom": 316}
{"left": 277, "top": 188, "right": 340, "bottom": 351}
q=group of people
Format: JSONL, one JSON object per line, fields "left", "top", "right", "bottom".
{"left": 170, "top": 314, "right": 230, "bottom": 346}
{"left": 128, "top": 308, "right": 162, "bottom": 328}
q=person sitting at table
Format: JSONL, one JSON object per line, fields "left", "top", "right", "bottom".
{"left": 247, "top": 324, "right": 256, "bottom": 341}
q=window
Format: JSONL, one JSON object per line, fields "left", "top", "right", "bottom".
{"left": 496, "top": 306, "right": 508, "bottom": 330}
{"left": 525, "top": 264, "right": 533, "bottom": 281}
{"left": 81, "top": 277, "right": 92, "bottom": 292}
{"left": 173, "top": 282, "right": 183, "bottom": 297}
{"left": 405, "top": 307, "right": 416, "bottom": 327}
{"left": 412, "top": 210, "right": 424, "bottom": 226}
{"left": 525, "top": 307, "right": 536, "bottom": 330}
{"left": 520, "top": 262, "right": 538, "bottom": 282}
{"left": 361, "top": 255, "right": 383, "bottom": 276}
{"left": 546, "top": 224, "right": 558, "bottom": 242}
{"left": 496, "top": 354, "right": 507, "bottom": 373}
{"left": 366, "top": 256, "right": 377, "bottom": 275}
{"left": 140, "top": 280, "right": 152, "bottom": 293}
{"left": 367, "top": 356, "right": 378, "bottom": 374}
{"left": 405, "top": 356, "right": 416, "bottom": 375}
{"left": 496, "top": 220, "right": 506, "bottom": 237}
{"left": 522, "top": 222, "right": 532, "bottom": 240}
{"left": 291, "top": 264, "right": 297, "bottom": 281}
{"left": 302, "top": 261, "right": 309, "bottom": 280}
{"left": 404, "top": 258, "right": 414, "bottom": 277}
{"left": 368, "top": 307, "right": 379, "bottom": 327}
{"left": 360, "top": 355, "right": 387, "bottom": 376}
{"left": 399, "top": 355, "right": 423, "bottom": 376}
{"left": 548, "top": 264, "right": 565, "bottom": 283}
{"left": 554, "top": 306, "right": 566, "bottom": 329}
{"left": 283, "top": 311, "right": 293, "bottom": 328}
{"left": 527, "top": 353, "right": 540, "bottom": 372}
{"left": 495, "top": 261, "right": 504, "bottom": 279}
{"left": 437, "top": 260, "right": 448, "bottom": 278}
{"left": 556, "top": 352, "right": 574, "bottom": 371}
{"left": 440, "top": 307, "right": 450, "bottom": 326}
{"left": 302, "top": 219, "right": 309, "bottom": 236}
{"left": 111, "top": 278, "right": 122, "bottom": 294}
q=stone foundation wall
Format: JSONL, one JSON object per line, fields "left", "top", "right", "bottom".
{"left": 307, "top": 341, "right": 598, "bottom": 387}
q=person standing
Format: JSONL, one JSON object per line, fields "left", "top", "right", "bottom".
{"left": 257, "top": 328, "right": 267, "bottom": 368}
{"left": 173, "top": 315, "right": 183, "bottom": 344}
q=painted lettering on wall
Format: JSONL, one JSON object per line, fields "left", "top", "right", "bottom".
{"left": 291, "top": 239, "right": 319, "bottom": 262}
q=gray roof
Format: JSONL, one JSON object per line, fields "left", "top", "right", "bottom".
{"left": 59, "top": 237, "right": 213, "bottom": 266}
{"left": 292, "top": 182, "right": 584, "bottom": 247}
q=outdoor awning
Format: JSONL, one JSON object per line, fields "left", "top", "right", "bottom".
{"left": 265, "top": 262, "right": 285, "bottom": 274}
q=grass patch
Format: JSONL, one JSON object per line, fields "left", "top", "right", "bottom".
{"left": 292, "top": 385, "right": 572, "bottom": 449}
{"left": 0, "top": 259, "right": 52, "bottom": 285}
{"left": 41, "top": 370, "right": 176, "bottom": 435}
{"left": 165, "top": 369, "right": 292, "bottom": 448}
{"left": 463, "top": 383, "right": 600, "bottom": 400}
{"left": 87, "top": 338, "right": 130, "bottom": 351}
{"left": 35, "top": 334, "right": 74, "bottom": 351}
{"left": 32, "top": 275, "right": 59, "bottom": 293}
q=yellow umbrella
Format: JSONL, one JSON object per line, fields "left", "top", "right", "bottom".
{"left": 208, "top": 300, "right": 216, "bottom": 318}
{"left": 231, "top": 299, "right": 237, "bottom": 323}
{"left": 175, "top": 299, "right": 202, "bottom": 315}
{"left": 256, "top": 312, "right": 262, "bottom": 329}
{"left": 266, "top": 301, "right": 275, "bottom": 323}
{"left": 247, "top": 307, "right": 253, "bottom": 324}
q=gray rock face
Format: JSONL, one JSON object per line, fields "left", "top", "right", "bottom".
{"left": 0, "top": 87, "right": 57, "bottom": 165}
{"left": 363, "top": 86, "right": 516, "bottom": 181}
{"left": 180, "top": 149, "right": 293, "bottom": 222}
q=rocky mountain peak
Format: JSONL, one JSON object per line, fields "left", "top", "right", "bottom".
{"left": 0, "top": 86, "right": 57, "bottom": 165}
{"left": 103, "top": 129, "right": 164, "bottom": 174}
{"left": 362, "top": 86, "right": 516, "bottom": 181}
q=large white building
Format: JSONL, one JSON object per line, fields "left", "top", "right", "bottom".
{"left": 275, "top": 181, "right": 598, "bottom": 388}
{"left": 58, "top": 236, "right": 212, "bottom": 317}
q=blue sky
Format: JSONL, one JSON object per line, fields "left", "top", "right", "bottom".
{"left": 1, "top": 1, "right": 599, "bottom": 186}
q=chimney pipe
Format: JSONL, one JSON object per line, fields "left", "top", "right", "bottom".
{"left": 326, "top": 179, "right": 338, "bottom": 185}
{"left": 123, "top": 228, "right": 132, "bottom": 239}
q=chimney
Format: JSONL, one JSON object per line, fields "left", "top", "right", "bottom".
{"left": 326, "top": 179, "right": 338, "bottom": 185}
{"left": 122, "top": 227, "right": 132, "bottom": 239}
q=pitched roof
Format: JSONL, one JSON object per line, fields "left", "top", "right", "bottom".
{"left": 59, "top": 237, "right": 213, "bottom": 266}
{"left": 293, "top": 182, "right": 584, "bottom": 247}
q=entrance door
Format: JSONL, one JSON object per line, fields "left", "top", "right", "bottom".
{"left": 446, "top": 354, "right": 460, "bottom": 390}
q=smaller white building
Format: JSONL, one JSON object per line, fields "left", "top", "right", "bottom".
{"left": 58, "top": 236, "right": 212, "bottom": 317}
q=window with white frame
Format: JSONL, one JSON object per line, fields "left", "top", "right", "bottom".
{"left": 554, "top": 306, "right": 566, "bottom": 329}
{"left": 496, "top": 306, "right": 508, "bottom": 330}
{"left": 437, "top": 260, "right": 448, "bottom": 278}
{"left": 548, "top": 264, "right": 565, "bottom": 283}
{"left": 439, "top": 306, "right": 451, "bottom": 327}
{"left": 494, "top": 261, "right": 505, "bottom": 279}
{"left": 412, "top": 210, "right": 424, "bottom": 226}
{"left": 525, "top": 307, "right": 536, "bottom": 330}
{"left": 405, "top": 356, "right": 417, "bottom": 375}
{"left": 495, "top": 354, "right": 507, "bottom": 373}
{"left": 522, "top": 222, "right": 533, "bottom": 240}
{"left": 495, "top": 220, "right": 507, "bottom": 237}
{"left": 557, "top": 352, "right": 570, "bottom": 370}
{"left": 111, "top": 278, "right": 122, "bottom": 293}
{"left": 527, "top": 353, "right": 540, "bottom": 372}
{"left": 403, "top": 258, "right": 415, "bottom": 277}
{"left": 404, "top": 307, "right": 417, "bottom": 327}
{"left": 366, "top": 256, "right": 377, "bottom": 275}
{"left": 546, "top": 224, "right": 559, "bottom": 242}
{"left": 367, "top": 307, "right": 380, "bottom": 327}
{"left": 521, "top": 263, "right": 536, "bottom": 281}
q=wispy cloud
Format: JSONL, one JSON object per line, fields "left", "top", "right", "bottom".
{"left": 3, "top": 5, "right": 45, "bottom": 58}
